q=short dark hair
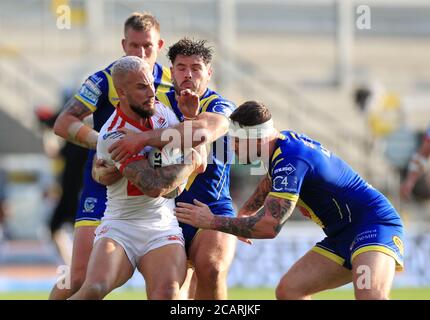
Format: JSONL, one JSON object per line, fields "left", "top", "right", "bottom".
{"left": 167, "top": 38, "right": 213, "bottom": 65}
{"left": 124, "top": 12, "right": 160, "bottom": 35}
{"left": 230, "top": 101, "right": 272, "bottom": 127}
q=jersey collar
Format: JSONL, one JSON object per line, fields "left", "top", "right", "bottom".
{"left": 116, "top": 104, "right": 154, "bottom": 131}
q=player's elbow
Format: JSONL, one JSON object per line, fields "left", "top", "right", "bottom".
{"left": 256, "top": 219, "right": 281, "bottom": 239}
{"left": 269, "top": 221, "right": 285, "bottom": 238}
{"left": 261, "top": 228, "right": 278, "bottom": 239}
{"left": 53, "top": 117, "right": 63, "bottom": 137}
{"left": 53, "top": 114, "right": 68, "bottom": 138}
{"left": 255, "top": 228, "right": 277, "bottom": 239}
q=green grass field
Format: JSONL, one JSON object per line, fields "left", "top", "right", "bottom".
{"left": 0, "top": 287, "right": 429, "bottom": 300}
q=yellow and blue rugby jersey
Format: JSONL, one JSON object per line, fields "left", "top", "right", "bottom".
{"left": 74, "top": 60, "right": 172, "bottom": 170}
{"left": 75, "top": 61, "right": 171, "bottom": 132}
{"left": 152, "top": 62, "right": 172, "bottom": 94}
{"left": 156, "top": 88, "right": 236, "bottom": 207}
{"left": 268, "top": 131, "right": 401, "bottom": 236}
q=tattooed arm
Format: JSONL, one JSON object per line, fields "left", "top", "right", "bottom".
{"left": 53, "top": 97, "right": 98, "bottom": 149}
{"left": 176, "top": 195, "right": 296, "bottom": 239}
{"left": 121, "top": 151, "right": 200, "bottom": 198}
{"left": 238, "top": 175, "right": 272, "bottom": 217}
{"left": 108, "top": 112, "right": 229, "bottom": 163}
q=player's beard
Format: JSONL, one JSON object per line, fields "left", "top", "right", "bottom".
{"left": 130, "top": 102, "right": 155, "bottom": 119}
{"left": 173, "top": 78, "right": 197, "bottom": 94}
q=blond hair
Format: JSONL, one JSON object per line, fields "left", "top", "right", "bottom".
{"left": 124, "top": 12, "right": 160, "bottom": 36}
{"left": 111, "top": 56, "right": 151, "bottom": 87}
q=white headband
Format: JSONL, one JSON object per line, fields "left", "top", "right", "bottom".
{"left": 229, "top": 119, "right": 275, "bottom": 139}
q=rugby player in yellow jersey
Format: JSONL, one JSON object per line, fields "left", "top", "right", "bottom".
{"left": 177, "top": 101, "right": 405, "bottom": 300}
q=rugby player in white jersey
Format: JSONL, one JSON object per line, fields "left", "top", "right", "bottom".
{"left": 69, "top": 56, "right": 203, "bottom": 300}
{"left": 50, "top": 12, "right": 173, "bottom": 300}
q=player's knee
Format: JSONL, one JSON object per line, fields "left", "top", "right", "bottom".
{"left": 275, "top": 279, "right": 308, "bottom": 300}
{"left": 149, "top": 282, "right": 181, "bottom": 300}
{"left": 80, "top": 282, "right": 110, "bottom": 299}
{"left": 70, "top": 270, "right": 87, "bottom": 293}
{"left": 195, "top": 260, "right": 228, "bottom": 285}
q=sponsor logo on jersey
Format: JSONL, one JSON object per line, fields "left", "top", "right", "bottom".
{"left": 157, "top": 116, "right": 166, "bottom": 127}
{"left": 272, "top": 175, "right": 298, "bottom": 192}
{"left": 273, "top": 176, "right": 288, "bottom": 191}
{"left": 350, "top": 229, "right": 378, "bottom": 250}
{"left": 103, "top": 131, "right": 125, "bottom": 141}
{"left": 274, "top": 163, "right": 296, "bottom": 175}
{"left": 79, "top": 78, "right": 102, "bottom": 105}
{"left": 90, "top": 74, "right": 104, "bottom": 86}
{"left": 83, "top": 197, "right": 98, "bottom": 213}
{"left": 211, "top": 100, "right": 234, "bottom": 117}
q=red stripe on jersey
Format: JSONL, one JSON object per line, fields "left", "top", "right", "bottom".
{"left": 108, "top": 112, "right": 120, "bottom": 131}
{"left": 127, "top": 181, "right": 144, "bottom": 196}
{"left": 118, "top": 154, "right": 148, "bottom": 196}
{"left": 117, "top": 106, "right": 154, "bottom": 131}
{"left": 118, "top": 118, "right": 126, "bottom": 129}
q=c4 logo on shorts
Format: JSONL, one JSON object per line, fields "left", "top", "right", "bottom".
{"left": 393, "top": 236, "right": 404, "bottom": 256}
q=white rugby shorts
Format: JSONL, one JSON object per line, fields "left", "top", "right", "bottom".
{"left": 94, "top": 219, "right": 184, "bottom": 268}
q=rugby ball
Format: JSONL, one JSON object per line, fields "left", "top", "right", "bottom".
{"left": 148, "top": 147, "right": 188, "bottom": 199}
